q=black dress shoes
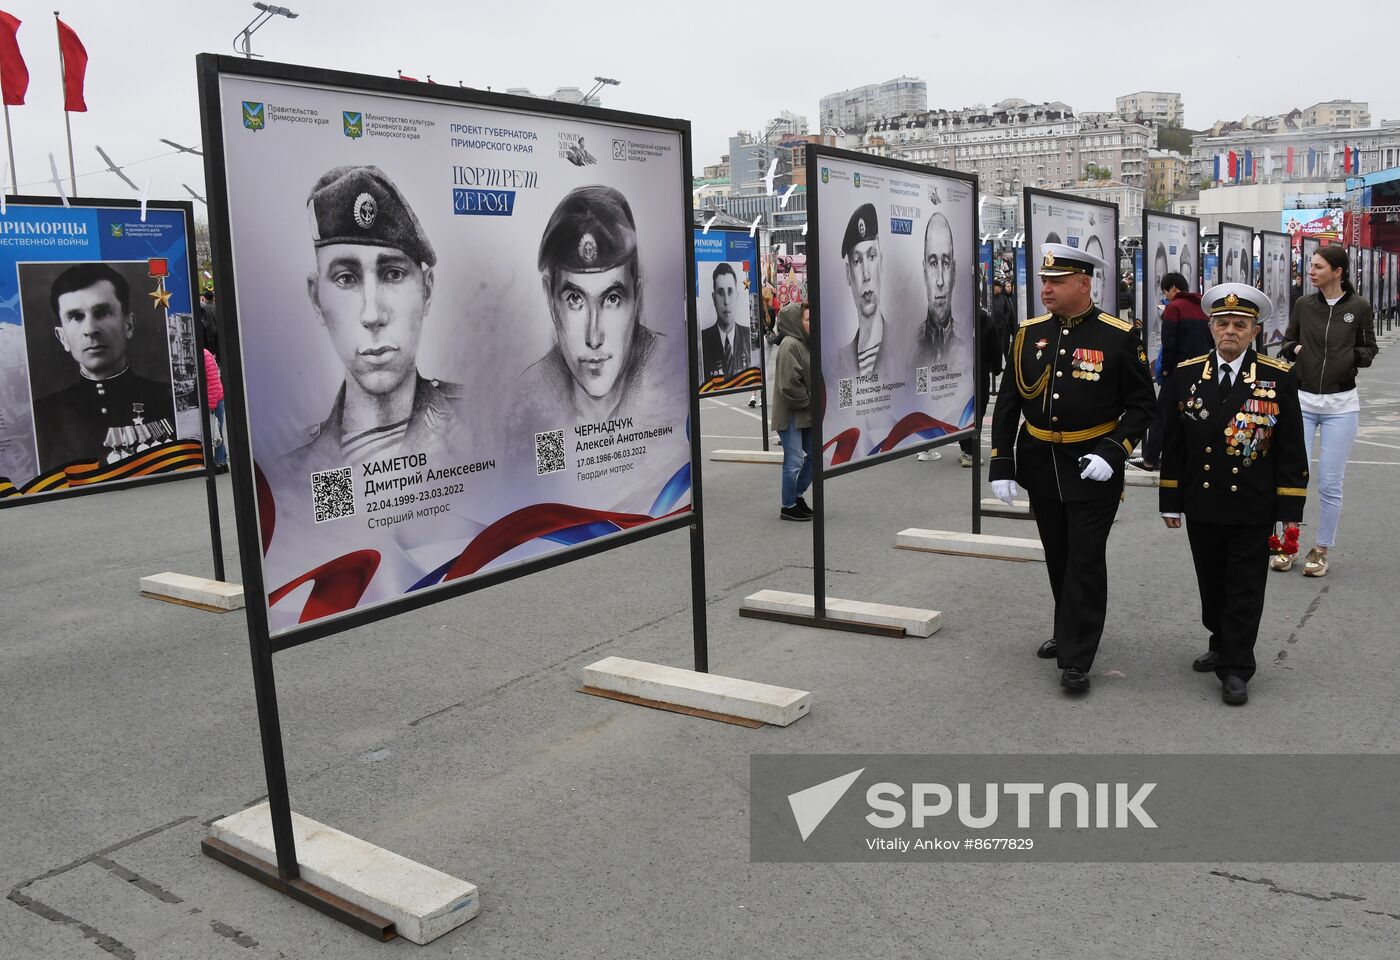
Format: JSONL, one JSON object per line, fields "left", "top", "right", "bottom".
{"left": 1036, "top": 638, "right": 1058, "bottom": 659}
{"left": 1192, "top": 651, "right": 1220, "bottom": 673}
{"left": 1060, "top": 668, "right": 1090, "bottom": 692}
{"left": 1222, "top": 676, "right": 1248, "bottom": 705}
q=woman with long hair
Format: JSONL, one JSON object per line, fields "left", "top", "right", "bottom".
{"left": 1277, "top": 246, "right": 1378, "bottom": 576}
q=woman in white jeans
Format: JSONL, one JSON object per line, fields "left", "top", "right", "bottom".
{"left": 1277, "top": 246, "right": 1378, "bottom": 576}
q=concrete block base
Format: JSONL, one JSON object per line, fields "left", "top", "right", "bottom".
{"left": 741, "top": 589, "right": 941, "bottom": 637}
{"left": 210, "top": 803, "right": 478, "bottom": 944}
{"left": 583, "top": 656, "right": 809, "bottom": 727}
{"left": 980, "top": 496, "right": 1032, "bottom": 516}
{"left": 895, "top": 528, "right": 1044, "bottom": 562}
{"left": 1124, "top": 470, "right": 1160, "bottom": 487}
{"left": 141, "top": 572, "right": 245, "bottom": 612}
{"left": 709, "top": 448, "right": 783, "bottom": 464}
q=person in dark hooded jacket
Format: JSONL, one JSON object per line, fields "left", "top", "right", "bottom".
{"left": 772, "top": 301, "right": 813, "bottom": 521}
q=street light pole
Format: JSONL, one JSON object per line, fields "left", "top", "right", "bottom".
{"left": 582, "top": 76, "right": 619, "bottom": 104}
{"left": 233, "top": 2, "right": 299, "bottom": 59}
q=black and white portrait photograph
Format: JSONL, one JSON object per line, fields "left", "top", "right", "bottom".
{"left": 20, "top": 260, "right": 176, "bottom": 472}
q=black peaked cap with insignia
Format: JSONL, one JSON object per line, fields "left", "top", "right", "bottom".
{"left": 307, "top": 165, "right": 436, "bottom": 267}
{"left": 538, "top": 184, "right": 637, "bottom": 275}
{"left": 842, "top": 202, "right": 879, "bottom": 258}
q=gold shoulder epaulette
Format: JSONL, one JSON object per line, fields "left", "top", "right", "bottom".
{"left": 1176, "top": 353, "right": 1210, "bottom": 369}
{"left": 1019, "top": 312, "right": 1052, "bottom": 328}
{"left": 1097, "top": 312, "right": 1132, "bottom": 332}
{"left": 1257, "top": 354, "right": 1292, "bottom": 372}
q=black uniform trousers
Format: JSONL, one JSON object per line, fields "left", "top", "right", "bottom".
{"left": 1140, "top": 377, "right": 1174, "bottom": 465}
{"left": 1025, "top": 489, "right": 1120, "bottom": 671}
{"left": 1185, "top": 518, "right": 1272, "bottom": 682}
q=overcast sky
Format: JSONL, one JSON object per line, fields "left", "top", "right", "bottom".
{"left": 2, "top": 0, "right": 1396, "bottom": 207}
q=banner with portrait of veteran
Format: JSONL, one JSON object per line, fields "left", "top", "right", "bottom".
{"left": 1300, "top": 236, "right": 1321, "bottom": 296}
{"left": 1023, "top": 189, "right": 1119, "bottom": 320}
{"left": 206, "top": 65, "right": 693, "bottom": 639}
{"left": 0, "top": 199, "right": 205, "bottom": 504}
{"left": 1258, "top": 230, "right": 1291, "bottom": 352}
{"left": 693, "top": 227, "right": 760, "bottom": 395}
{"left": 1218, "top": 222, "right": 1254, "bottom": 285}
{"left": 809, "top": 148, "right": 977, "bottom": 473}
{"left": 1141, "top": 211, "right": 1200, "bottom": 363}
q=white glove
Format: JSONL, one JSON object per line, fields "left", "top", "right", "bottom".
{"left": 991, "top": 479, "right": 1020, "bottom": 505}
{"left": 1079, "top": 453, "right": 1113, "bottom": 482}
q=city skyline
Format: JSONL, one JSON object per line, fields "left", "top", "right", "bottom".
{"left": 0, "top": 1, "right": 1394, "bottom": 207}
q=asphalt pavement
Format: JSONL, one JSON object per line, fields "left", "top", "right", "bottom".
{"left": 4, "top": 338, "right": 1400, "bottom": 959}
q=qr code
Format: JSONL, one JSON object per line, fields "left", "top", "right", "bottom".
{"left": 311, "top": 467, "right": 355, "bottom": 523}
{"left": 536, "top": 429, "right": 566, "bottom": 475}
{"left": 916, "top": 366, "right": 930, "bottom": 395}
{"left": 837, "top": 377, "right": 855, "bottom": 409}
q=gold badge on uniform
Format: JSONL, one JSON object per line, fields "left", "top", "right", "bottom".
{"left": 1043, "top": 252, "right": 1055, "bottom": 268}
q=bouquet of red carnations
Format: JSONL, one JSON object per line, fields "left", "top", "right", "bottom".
{"left": 1268, "top": 525, "right": 1300, "bottom": 557}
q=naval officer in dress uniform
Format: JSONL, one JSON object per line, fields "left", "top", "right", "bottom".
{"left": 989, "top": 243, "right": 1156, "bottom": 693}
{"left": 289, "top": 164, "right": 464, "bottom": 476}
{"left": 33, "top": 262, "right": 176, "bottom": 471}
{"left": 1159, "top": 283, "right": 1307, "bottom": 705}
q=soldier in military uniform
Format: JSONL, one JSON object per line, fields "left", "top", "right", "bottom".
{"left": 699, "top": 261, "right": 753, "bottom": 382}
{"left": 911, "top": 212, "right": 963, "bottom": 369}
{"left": 517, "top": 184, "right": 661, "bottom": 424}
{"left": 828, "top": 203, "right": 898, "bottom": 384}
{"left": 288, "top": 165, "right": 464, "bottom": 476}
{"left": 1159, "top": 283, "right": 1307, "bottom": 705}
{"left": 33, "top": 262, "right": 176, "bottom": 472}
{"left": 989, "top": 243, "right": 1156, "bottom": 693}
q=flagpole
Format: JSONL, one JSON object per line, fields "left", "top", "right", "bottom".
{"left": 54, "top": 11, "right": 75, "bottom": 196}
{"left": 2, "top": 102, "right": 15, "bottom": 193}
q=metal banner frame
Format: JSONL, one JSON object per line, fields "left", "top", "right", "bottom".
{"left": 1022, "top": 187, "right": 1120, "bottom": 321}
{"left": 196, "top": 53, "right": 706, "bottom": 925}
{"left": 1217, "top": 221, "right": 1255, "bottom": 286}
{"left": 694, "top": 224, "right": 769, "bottom": 448}
{"left": 0, "top": 196, "right": 224, "bottom": 580}
{"left": 741, "top": 143, "right": 978, "bottom": 636}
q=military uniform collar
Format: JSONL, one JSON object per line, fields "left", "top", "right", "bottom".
{"left": 78, "top": 364, "right": 133, "bottom": 384}
{"left": 1054, "top": 303, "right": 1098, "bottom": 327}
{"left": 314, "top": 373, "right": 445, "bottom": 446}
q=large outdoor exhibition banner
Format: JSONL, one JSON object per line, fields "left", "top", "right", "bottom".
{"left": 1218, "top": 222, "right": 1254, "bottom": 285}
{"left": 1258, "top": 231, "right": 1291, "bottom": 352}
{"left": 693, "top": 227, "right": 761, "bottom": 395}
{"left": 1024, "top": 189, "right": 1118, "bottom": 319}
{"left": 811, "top": 149, "right": 977, "bottom": 472}
{"left": 0, "top": 200, "right": 205, "bottom": 503}
{"left": 1301, "top": 236, "right": 1321, "bottom": 296}
{"left": 1142, "top": 211, "right": 1200, "bottom": 364}
{"left": 211, "top": 71, "right": 693, "bottom": 638}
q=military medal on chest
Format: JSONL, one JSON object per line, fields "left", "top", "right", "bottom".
{"left": 1071, "top": 347, "right": 1102, "bottom": 381}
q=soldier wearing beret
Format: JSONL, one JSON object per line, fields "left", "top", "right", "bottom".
{"left": 828, "top": 202, "right": 897, "bottom": 384}
{"left": 32, "top": 262, "right": 176, "bottom": 472}
{"left": 1160, "top": 283, "right": 1307, "bottom": 706}
{"left": 518, "top": 184, "right": 660, "bottom": 423}
{"left": 989, "top": 243, "right": 1156, "bottom": 694}
{"left": 290, "top": 164, "right": 463, "bottom": 474}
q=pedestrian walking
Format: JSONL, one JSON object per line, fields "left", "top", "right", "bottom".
{"left": 1159, "top": 284, "right": 1307, "bottom": 705}
{"left": 1277, "top": 245, "right": 1377, "bottom": 576}
{"left": 772, "top": 302, "right": 813, "bottom": 521}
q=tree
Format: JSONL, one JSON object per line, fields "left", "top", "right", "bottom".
{"left": 1083, "top": 163, "right": 1112, "bottom": 181}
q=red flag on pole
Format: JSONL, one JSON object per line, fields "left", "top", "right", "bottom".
{"left": 1286, "top": 146, "right": 1294, "bottom": 175}
{"left": 1227, "top": 151, "right": 1237, "bottom": 179}
{"left": 55, "top": 15, "right": 85, "bottom": 112}
{"left": 1343, "top": 144, "right": 1351, "bottom": 174}
{"left": 0, "top": 10, "right": 28, "bottom": 105}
